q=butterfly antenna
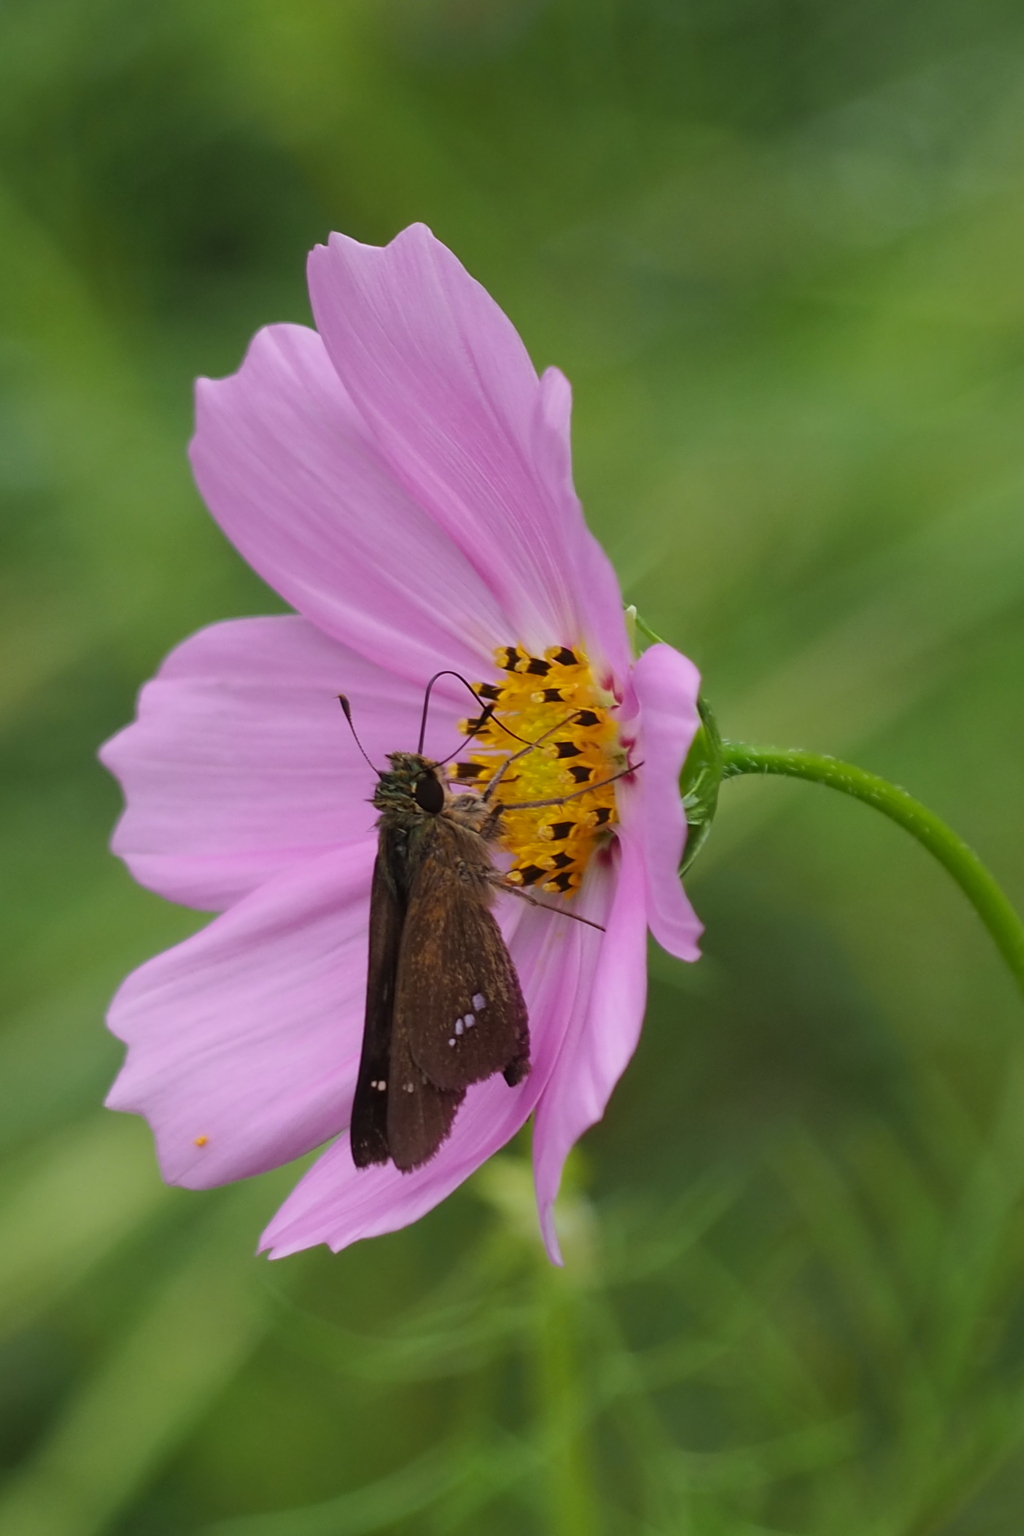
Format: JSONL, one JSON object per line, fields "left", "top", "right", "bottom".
{"left": 416, "top": 670, "right": 533, "bottom": 755}
{"left": 434, "top": 704, "right": 501, "bottom": 768}
{"left": 337, "top": 695, "right": 383, "bottom": 777}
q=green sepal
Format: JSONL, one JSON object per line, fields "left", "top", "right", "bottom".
{"left": 679, "top": 694, "right": 724, "bottom": 876}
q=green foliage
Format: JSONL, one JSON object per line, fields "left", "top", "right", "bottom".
{"left": 680, "top": 695, "right": 725, "bottom": 876}
{"left": 4, "top": 1, "right": 1024, "bottom": 1529}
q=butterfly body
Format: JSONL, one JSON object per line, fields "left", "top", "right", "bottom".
{"left": 351, "top": 752, "right": 530, "bottom": 1172}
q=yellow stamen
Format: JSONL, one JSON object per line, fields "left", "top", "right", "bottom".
{"left": 449, "top": 644, "right": 625, "bottom": 897}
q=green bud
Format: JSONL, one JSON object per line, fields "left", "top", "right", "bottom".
{"left": 679, "top": 694, "right": 724, "bottom": 875}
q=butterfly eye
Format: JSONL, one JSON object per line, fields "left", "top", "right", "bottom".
{"left": 414, "top": 774, "right": 445, "bottom": 814}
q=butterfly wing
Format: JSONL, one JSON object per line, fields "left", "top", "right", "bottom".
{"left": 385, "top": 1025, "right": 466, "bottom": 1173}
{"left": 350, "top": 836, "right": 405, "bottom": 1168}
{"left": 391, "top": 816, "right": 530, "bottom": 1100}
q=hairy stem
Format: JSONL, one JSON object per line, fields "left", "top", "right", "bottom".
{"left": 721, "top": 743, "right": 1024, "bottom": 1000}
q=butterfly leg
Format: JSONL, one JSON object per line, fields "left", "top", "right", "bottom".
{"left": 481, "top": 712, "right": 583, "bottom": 802}
{"left": 498, "top": 761, "right": 642, "bottom": 813}
{"left": 487, "top": 873, "right": 606, "bottom": 931}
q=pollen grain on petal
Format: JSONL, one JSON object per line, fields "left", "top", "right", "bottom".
{"left": 194, "top": 1134, "right": 209, "bottom": 1147}
{"left": 450, "top": 643, "right": 625, "bottom": 896}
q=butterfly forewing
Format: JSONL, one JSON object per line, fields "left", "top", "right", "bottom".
{"left": 393, "top": 817, "right": 529, "bottom": 1095}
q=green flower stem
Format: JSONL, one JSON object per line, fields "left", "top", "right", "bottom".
{"left": 533, "top": 1270, "right": 600, "bottom": 1536}
{"left": 720, "top": 743, "right": 1024, "bottom": 1001}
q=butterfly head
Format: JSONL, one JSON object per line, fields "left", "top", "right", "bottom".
{"left": 373, "top": 752, "right": 447, "bottom": 816}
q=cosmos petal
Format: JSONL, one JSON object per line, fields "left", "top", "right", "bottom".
{"left": 190, "top": 322, "right": 505, "bottom": 683}
{"left": 530, "top": 365, "right": 632, "bottom": 685}
{"left": 532, "top": 832, "right": 649, "bottom": 1261}
{"left": 259, "top": 866, "right": 613, "bottom": 1258}
{"left": 100, "top": 616, "right": 464, "bottom": 911}
{"left": 631, "top": 643, "right": 704, "bottom": 962}
{"left": 307, "top": 225, "right": 631, "bottom": 676}
{"left": 106, "top": 844, "right": 376, "bottom": 1188}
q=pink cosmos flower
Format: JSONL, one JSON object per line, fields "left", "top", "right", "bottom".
{"left": 100, "top": 224, "right": 702, "bottom": 1262}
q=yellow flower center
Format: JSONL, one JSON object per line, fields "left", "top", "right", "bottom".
{"left": 449, "top": 644, "right": 625, "bottom": 897}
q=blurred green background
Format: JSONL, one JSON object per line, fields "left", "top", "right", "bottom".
{"left": 4, "top": 1, "right": 1024, "bottom": 1531}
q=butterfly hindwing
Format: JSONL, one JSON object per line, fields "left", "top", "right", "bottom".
{"left": 392, "top": 816, "right": 530, "bottom": 1096}
{"left": 385, "top": 1022, "right": 466, "bottom": 1172}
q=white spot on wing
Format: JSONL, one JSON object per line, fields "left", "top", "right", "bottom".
{"left": 472, "top": 993, "right": 486, "bottom": 1011}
